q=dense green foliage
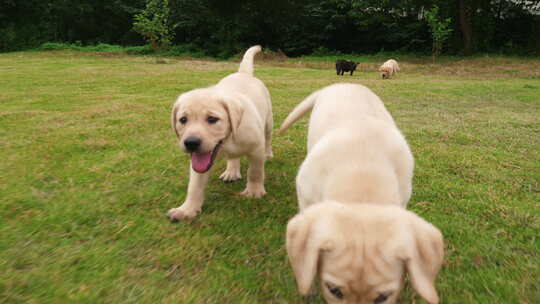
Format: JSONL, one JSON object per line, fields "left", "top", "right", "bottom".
{"left": 133, "top": 0, "right": 174, "bottom": 50}
{"left": 1, "top": 0, "right": 539, "bottom": 55}
{"left": 425, "top": 6, "right": 454, "bottom": 60}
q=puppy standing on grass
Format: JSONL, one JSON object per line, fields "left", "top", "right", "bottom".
{"left": 379, "top": 59, "right": 400, "bottom": 79}
{"left": 335, "top": 60, "right": 360, "bottom": 76}
{"left": 168, "top": 45, "right": 273, "bottom": 221}
{"left": 280, "top": 83, "right": 444, "bottom": 304}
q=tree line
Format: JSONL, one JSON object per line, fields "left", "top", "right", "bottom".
{"left": 1, "top": 0, "right": 539, "bottom": 56}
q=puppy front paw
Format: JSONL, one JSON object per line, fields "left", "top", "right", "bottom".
{"left": 240, "top": 184, "right": 266, "bottom": 198}
{"left": 167, "top": 206, "right": 200, "bottom": 222}
{"left": 219, "top": 170, "right": 242, "bottom": 182}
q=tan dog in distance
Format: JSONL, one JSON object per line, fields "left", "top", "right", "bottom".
{"left": 168, "top": 45, "right": 273, "bottom": 221}
{"left": 280, "top": 83, "right": 443, "bottom": 304}
{"left": 379, "top": 59, "right": 400, "bottom": 79}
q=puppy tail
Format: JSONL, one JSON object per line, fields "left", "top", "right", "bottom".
{"left": 238, "top": 45, "right": 262, "bottom": 75}
{"left": 279, "top": 91, "right": 318, "bottom": 134}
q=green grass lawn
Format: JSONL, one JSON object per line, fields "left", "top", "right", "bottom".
{"left": 0, "top": 51, "right": 539, "bottom": 304}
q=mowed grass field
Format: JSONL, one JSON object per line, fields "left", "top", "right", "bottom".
{"left": 0, "top": 51, "right": 539, "bottom": 304}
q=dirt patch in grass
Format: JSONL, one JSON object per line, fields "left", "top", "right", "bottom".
{"left": 24, "top": 50, "right": 540, "bottom": 78}
{"left": 403, "top": 57, "right": 540, "bottom": 78}
{"left": 257, "top": 56, "right": 540, "bottom": 78}
{"left": 90, "top": 52, "right": 126, "bottom": 57}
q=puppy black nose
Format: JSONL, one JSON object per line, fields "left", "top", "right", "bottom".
{"left": 184, "top": 136, "right": 201, "bottom": 152}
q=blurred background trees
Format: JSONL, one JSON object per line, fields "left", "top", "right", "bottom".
{"left": 1, "top": 0, "right": 538, "bottom": 56}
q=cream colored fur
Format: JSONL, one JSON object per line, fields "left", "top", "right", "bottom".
{"left": 281, "top": 83, "right": 443, "bottom": 303}
{"left": 279, "top": 83, "right": 411, "bottom": 209}
{"left": 287, "top": 202, "right": 444, "bottom": 304}
{"left": 168, "top": 45, "right": 273, "bottom": 221}
{"left": 379, "top": 59, "right": 400, "bottom": 79}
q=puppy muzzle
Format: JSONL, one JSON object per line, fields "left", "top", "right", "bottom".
{"left": 184, "top": 136, "right": 202, "bottom": 152}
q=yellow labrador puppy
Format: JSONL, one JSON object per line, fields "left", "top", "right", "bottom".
{"left": 286, "top": 202, "right": 444, "bottom": 304}
{"left": 379, "top": 59, "right": 400, "bottom": 79}
{"left": 280, "top": 83, "right": 443, "bottom": 304}
{"left": 279, "top": 83, "right": 412, "bottom": 209}
{"left": 168, "top": 45, "right": 273, "bottom": 221}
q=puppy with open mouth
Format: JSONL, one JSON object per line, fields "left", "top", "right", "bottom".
{"left": 168, "top": 45, "right": 273, "bottom": 221}
{"left": 280, "top": 83, "right": 444, "bottom": 304}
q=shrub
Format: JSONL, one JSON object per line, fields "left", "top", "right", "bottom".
{"left": 132, "top": 0, "right": 174, "bottom": 51}
{"left": 163, "top": 44, "right": 206, "bottom": 58}
{"left": 311, "top": 46, "right": 342, "bottom": 57}
{"left": 424, "top": 6, "right": 453, "bottom": 61}
{"left": 125, "top": 45, "right": 155, "bottom": 55}
{"left": 37, "top": 42, "right": 74, "bottom": 51}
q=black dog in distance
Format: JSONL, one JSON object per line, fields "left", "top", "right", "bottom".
{"left": 335, "top": 60, "right": 359, "bottom": 76}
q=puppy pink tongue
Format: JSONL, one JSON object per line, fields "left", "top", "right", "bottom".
{"left": 191, "top": 152, "right": 212, "bottom": 173}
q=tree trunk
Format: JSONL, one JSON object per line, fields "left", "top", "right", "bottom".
{"left": 151, "top": 39, "right": 159, "bottom": 51}
{"left": 458, "top": 0, "right": 473, "bottom": 55}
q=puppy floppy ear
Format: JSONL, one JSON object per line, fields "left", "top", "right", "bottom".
{"left": 286, "top": 214, "right": 331, "bottom": 295}
{"left": 404, "top": 215, "right": 444, "bottom": 304}
{"left": 219, "top": 95, "right": 245, "bottom": 140}
{"left": 171, "top": 99, "right": 181, "bottom": 138}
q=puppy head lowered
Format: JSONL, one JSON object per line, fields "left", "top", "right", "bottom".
{"left": 379, "top": 66, "right": 392, "bottom": 79}
{"left": 286, "top": 203, "right": 444, "bottom": 304}
{"left": 171, "top": 88, "right": 244, "bottom": 173}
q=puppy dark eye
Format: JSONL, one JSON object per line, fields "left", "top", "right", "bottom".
{"left": 326, "top": 284, "right": 343, "bottom": 299}
{"left": 207, "top": 116, "right": 219, "bottom": 124}
{"left": 374, "top": 294, "right": 388, "bottom": 303}
{"left": 179, "top": 117, "right": 188, "bottom": 124}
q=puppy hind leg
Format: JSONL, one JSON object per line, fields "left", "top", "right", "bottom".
{"left": 396, "top": 152, "right": 414, "bottom": 207}
{"left": 240, "top": 152, "right": 266, "bottom": 198}
{"left": 295, "top": 158, "right": 319, "bottom": 211}
{"left": 219, "top": 158, "right": 242, "bottom": 182}
{"left": 264, "top": 113, "right": 274, "bottom": 159}
{"left": 296, "top": 182, "right": 311, "bottom": 211}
